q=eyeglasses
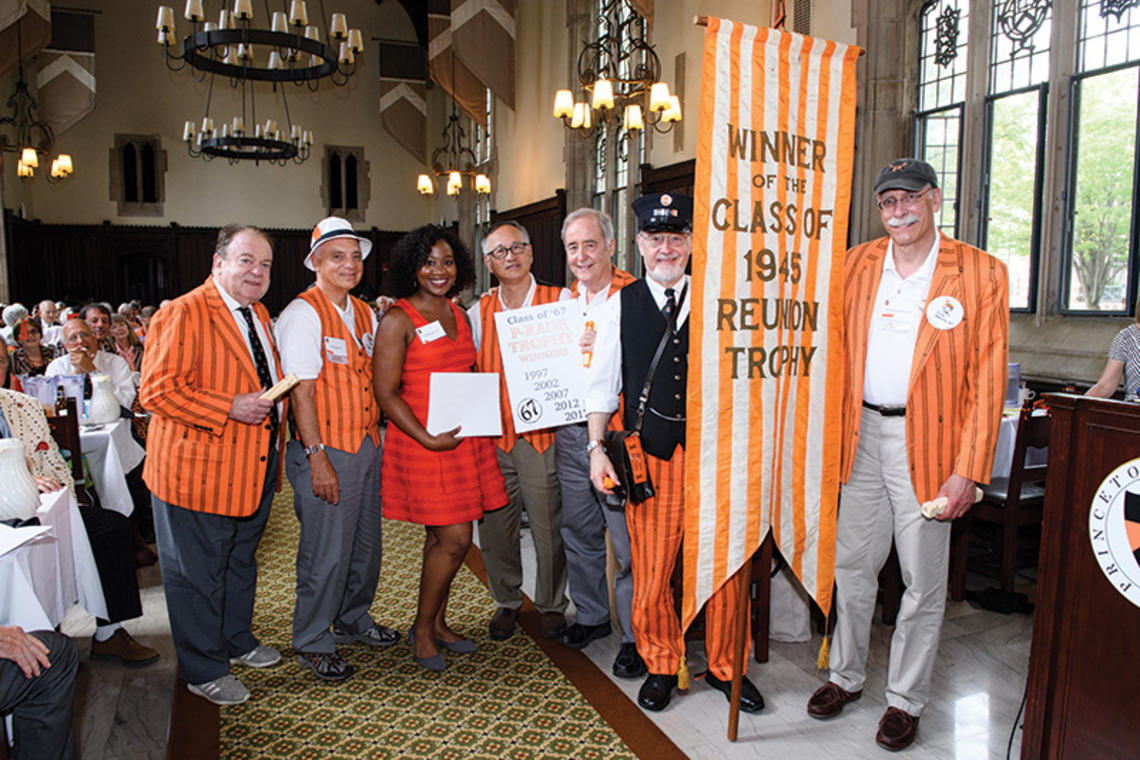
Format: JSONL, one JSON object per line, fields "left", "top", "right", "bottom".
{"left": 486, "top": 242, "right": 531, "bottom": 259}
{"left": 640, "top": 232, "right": 689, "bottom": 249}
{"left": 876, "top": 187, "right": 932, "bottom": 211}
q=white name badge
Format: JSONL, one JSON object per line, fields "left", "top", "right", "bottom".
{"left": 926, "top": 295, "right": 963, "bottom": 330}
{"left": 362, "top": 332, "right": 374, "bottom": 357}
{"left": 324, "top": 336, "right": 349, "bottom": 365}
{"left": 416, "top": 320, "right": 447, "bottom": 344}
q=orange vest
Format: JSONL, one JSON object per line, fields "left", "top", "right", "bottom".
{"left": 477, "top": 282, "right": 563, "bottom": 454}
{"left": 570, "top": 267, "right": 636, "bottom": 433}
{"left": 298, "top": 287, "right": 381, "bottom": 453}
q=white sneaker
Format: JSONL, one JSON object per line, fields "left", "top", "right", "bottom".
{"left": 229, "top": 644, "right": 282, "bottom": 668}
{"left": 187, "top": 674, "right": 250, "bottom": 705}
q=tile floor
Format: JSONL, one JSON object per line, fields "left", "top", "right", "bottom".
{"left": 60, "top": 529, "right": 1034, "bottom": 759}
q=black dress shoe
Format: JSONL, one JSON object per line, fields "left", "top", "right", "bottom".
{"left": 612, "top": 642, "right": 647, "bottom": 678}
{"left": 488, "top": 607, "right": 519, "bottom": 640}
{"left": 704, "top": 671, "right": 765, "bottom": 713}
{"left": 556, "top": 621, "right": 611, "bottom": 649}
{"left": 637, "top": 673, "right": 678, "bottom": 712}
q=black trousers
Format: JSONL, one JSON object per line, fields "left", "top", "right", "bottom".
{"left": 0, "top": 630, "right": 77, "bottom": 760}
{"left": 77, "top": 505, "right": 143, "bottom": 625}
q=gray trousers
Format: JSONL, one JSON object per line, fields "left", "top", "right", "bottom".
{"left": 0, "top": 630, "right": 77, "bottom": 760}
{"left": 830, "top": 408, "right": 951, "bottom": 716}
{"left": 286, "top": 437, "right": 383, "bottom": 654}
{"left": 554, "top": 423, "right": 634, "bottom": 641}
{"left": 478, "top": 438, "right": 567, "bottom": 614}
{"left": 152, "top": 444, "right": 277, "bottom": 685}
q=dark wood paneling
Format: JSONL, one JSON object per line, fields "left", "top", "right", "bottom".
{"left": 493, "top": 190, "right": 567, "bottom": 286}
{"left": 641, "top": 159, "right": 695, "bottom": 198}
{"left": 4, "top": 211, "right": 405, "bottom": 316}
{"left": 1022, "top": 394, "right": 1140, "bottom": 759}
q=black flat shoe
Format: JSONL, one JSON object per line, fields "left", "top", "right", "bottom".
{"left": 637, "top": 673, "right": 678, "bottom": 712}
{"left": 612, "top": 642, "right": 647, "bottom": 678}
{"left": 704, "top": 671, "right": 765, "bottom": 713}
{"left": 556, "top": 621, "right": 611, "bottom": 649}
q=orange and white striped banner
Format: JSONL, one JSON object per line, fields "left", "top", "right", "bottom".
{"left": 682, "top": 18, "right": 861, "bottom": 630}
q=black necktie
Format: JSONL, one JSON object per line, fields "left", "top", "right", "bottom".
{"left": 662, "top": 288, "right": 676, "bottom": 324}
{"left": 238, "top": 306, "right": 278, "bottom": 428}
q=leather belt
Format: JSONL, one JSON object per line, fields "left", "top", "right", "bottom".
{"left": 862, "top": 400, "right": 906, "bottom": 417}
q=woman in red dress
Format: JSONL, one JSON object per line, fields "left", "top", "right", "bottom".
{"left": 374, "top": 225, "right": 508, "bottom": 672}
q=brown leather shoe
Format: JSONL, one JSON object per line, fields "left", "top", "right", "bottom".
{"left": 540, "top": 611, "right": 566, "bottom": 639}
{"left": 90, "top": 628, "right": 159, "bottom": 666}
{"left": 876, "top": 707, "right": 919, "bottom": 751}
{"left": 806, "top": 681, "right": 862, "bottom": 719}
{"left": 488, "top": 607, "right": 519, "bottom": 640}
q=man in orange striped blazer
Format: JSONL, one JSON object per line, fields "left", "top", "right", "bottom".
{"left": 468, "top": 220, "right": 570, "bottom": 641}
{"left": 551, "top": 208, "right": 644, "bottom": 679}
{"left": 586, "top": 194, "right": 762, "bottom": 715}
{"left": 807, "top": 158, "right": 1009, "bottom": 751}
{"left": 275, "top": 217, "right": 396, "bottom": 682}
{"left": 141, "top": 224, "right": 284, "bottom": 707}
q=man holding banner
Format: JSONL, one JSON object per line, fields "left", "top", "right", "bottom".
{"left": 551, "top": 208, "right": 644, "bottom": 679}
{"left": 468, "top": 220, "right": 571, "bottom": 642}
{"left": 586, "top": 193, "right": 762, "bottom": 714}
{"left": 809, "top": 158, "right": 1008, "bottom": 751}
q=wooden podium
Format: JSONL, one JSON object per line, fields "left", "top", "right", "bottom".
{"left": 1022, "top": 394, "right": 1140, "bottom": 758}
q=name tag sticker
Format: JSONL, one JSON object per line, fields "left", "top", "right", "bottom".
{"left": 926, "top": 296, "right": 964, "bottom": 330}
{"left": 362, "top": 332, "right": 374, "bottom": 357}
{"left": 324, "top": 336, "right": 349, "bottom": 365}
{"left": 417, "top": 321, "right": 446, "bottom": 344}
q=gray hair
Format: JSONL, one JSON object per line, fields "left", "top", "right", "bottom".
{"left": 2, "top": 303, "right": 28, "bottom": 328}
{"left": 215, "top": 223, "right": 272, "bottom": 259}
{"left": 561, "top": 207, "right": 615, "bottom": 248}
{"left": 481, "top": 220, "right": 531, "bottom": 255}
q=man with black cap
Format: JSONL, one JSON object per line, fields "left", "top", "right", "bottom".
{"left": 585, "top": 193, "right": 763, "bottom": 715}
{"left": 276, "top": 216, "right": 398, "bottom": 681}
{"left": 805, "top": 158, "right": 1008, "bottom": 750}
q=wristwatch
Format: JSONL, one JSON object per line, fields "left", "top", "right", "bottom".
{"left": 586, "top": 439, "right": 604, "bottom": 455}
{"left": 303, "top": 442, "right": 325, "bottom": 456}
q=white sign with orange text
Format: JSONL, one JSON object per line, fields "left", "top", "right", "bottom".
{"left": 494, "top": 301, "right": 587, "bottom": 433}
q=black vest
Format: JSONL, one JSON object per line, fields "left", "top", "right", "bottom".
{"left": 620, "top": 279, "right": 687, "bottom": 460}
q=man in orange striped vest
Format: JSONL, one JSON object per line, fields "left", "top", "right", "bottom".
{"left": 141, "top": 225, "right": 285, "bottom": 706}
{"left": 586, "top": 194, "right": 762, "bottom": 715}
{"left": 275, "top": 217, "right": 396, "bottom": 682}
{"left": 807, "top": 158, "right": 1009, "bottom": 751}
{"left": 550, "top": 208, "right": 645, "bottom": 679}
{"left": 468, "top": 220, "right": 570, "bottom": 641}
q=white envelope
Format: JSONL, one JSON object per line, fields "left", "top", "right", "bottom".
{"left": 426, "top": 372, "right": 503, "bottom": 437}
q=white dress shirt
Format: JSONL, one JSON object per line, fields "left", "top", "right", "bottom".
{"left": 585, "top": 274, "right": 690, "bottom": 416}
{"left": 466, "top": 274, "right": 572, "bottom": 346}
{"left": 275, "top": 293, "right": 375, "bottom": 381}
{"left": 46, "top": 350, "right": 136, "bottom": 408}
{"left": 862, "top": 234, "right": 940, "bottom": 406}
{"left": 212, "top": 275, "right": 281, "bottom": 384}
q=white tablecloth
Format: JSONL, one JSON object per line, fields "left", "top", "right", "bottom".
{"left": 990, "top": 409, "right": 1049, "bottom": 481}
{"left": 80, "top": 418, "right": 145, "bottom": 517}
{"left": 0, "top": 488, "right": 107, "bottom": 630}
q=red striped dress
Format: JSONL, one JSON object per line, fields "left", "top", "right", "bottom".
{"left": 381, "top": 298, "right": 508, "bottom": 525}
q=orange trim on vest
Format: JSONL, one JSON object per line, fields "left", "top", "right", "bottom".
{"left": 299, "top": 288, "right": 381, "bottom": 452}
{"left": 476, "top": 283, "right": 563, "bottom": 453}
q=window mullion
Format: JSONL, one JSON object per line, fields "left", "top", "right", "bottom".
{"left": 1043, "top": 0, "right": 1080, "bottom": 319}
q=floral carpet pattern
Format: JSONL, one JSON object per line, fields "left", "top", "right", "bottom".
{"left": 219, "top": 486, "right": 635, "bottom": 759}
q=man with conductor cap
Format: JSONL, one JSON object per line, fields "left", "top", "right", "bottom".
{"left": 585, "top": 193, "right": 763, "bottom": 714}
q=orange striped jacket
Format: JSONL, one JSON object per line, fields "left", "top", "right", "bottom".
{"left": 296, "top": 288, "right": 381, "bottom": 452}
{"left": 840, "top": 235, "right": 1009, "bottom": 503}
{"left": 477, "top": 282, "right": 564, "bottom": 454}
{"left": 570, "top": 266, "right": 636, "bottom": 432}
{"left": 140, "top": 277, "right": 286, "bottom": 517}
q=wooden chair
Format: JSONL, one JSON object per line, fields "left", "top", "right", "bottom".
{"left": 45, "top": 397, "right": 93, "bottom": 507}
{"left": 957, "top": 403, "right": 1050, "bottom": 593}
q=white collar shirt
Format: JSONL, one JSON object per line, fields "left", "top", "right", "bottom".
{"left": 212, "top": 275, "right": 280, "bottom": 384}
{"left": 862, "top": 234, "right": 940, "bottom": 406}
{"left": 466, "top": 274, "right": 572, "bottom": 346}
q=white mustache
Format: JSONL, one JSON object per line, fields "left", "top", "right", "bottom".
{"left": 887, "top": 214, "right": 920, "bottom": 228}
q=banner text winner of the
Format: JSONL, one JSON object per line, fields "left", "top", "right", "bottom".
{"left": 710, "top": 125, "right": 829, "bottom": 380}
